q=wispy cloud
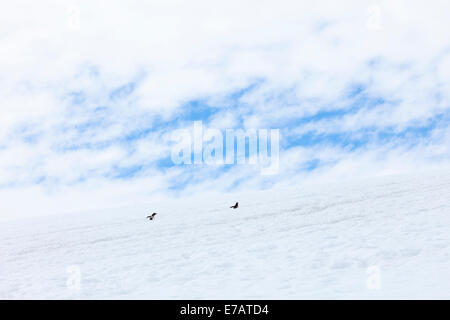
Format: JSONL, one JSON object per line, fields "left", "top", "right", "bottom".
{"left": 1, "top": 0, "right": 450, "bottom": 219}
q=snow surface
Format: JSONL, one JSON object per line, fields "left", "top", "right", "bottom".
{"left": 1, "top": 173, "right": 450, "bottom": 299}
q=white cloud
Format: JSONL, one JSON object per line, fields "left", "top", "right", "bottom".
{"left": 1, "top": 0, "right": 450, "bottom": 220}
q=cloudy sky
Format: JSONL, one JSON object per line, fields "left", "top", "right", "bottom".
{"left": 1, "top": 0, "right": 450, "bottom": 220}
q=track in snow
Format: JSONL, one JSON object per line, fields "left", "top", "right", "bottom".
{"left": 1, "top": 173, "right": 449, "bottom": 299}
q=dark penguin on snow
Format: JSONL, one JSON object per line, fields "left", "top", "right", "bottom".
{"left": 147, "top": 213, "right": 158, "bottom": 220}
{"left": 230, "top": 202, "right": 239, "bottom": 209}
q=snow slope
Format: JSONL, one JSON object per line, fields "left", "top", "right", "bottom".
{"left": 1, "top": 173, "right": 449, "bottom": 299}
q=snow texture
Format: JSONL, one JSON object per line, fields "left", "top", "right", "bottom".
{"left": 1, "top": 173, "right": 449, "bottom": 299}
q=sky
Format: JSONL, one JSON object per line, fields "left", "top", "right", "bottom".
{"left": 1, "top": 0, "right": 450, "bottom": 220}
